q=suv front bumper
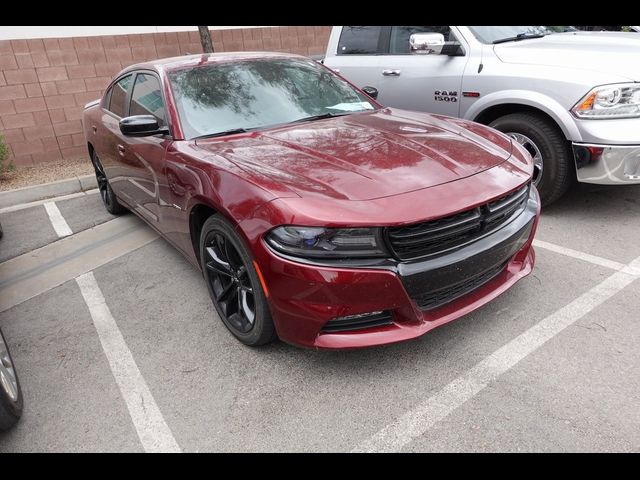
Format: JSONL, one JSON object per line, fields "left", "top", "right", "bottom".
{"left": 573, "top": 143, "right": 640, "bottom": 184}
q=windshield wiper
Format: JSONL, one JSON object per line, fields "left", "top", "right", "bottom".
{"left": 193, "top": 128, "right": 249, "bottom": 140}
{"left": 292, "top": 112, "right": 353, "bottom": 124}
{"left": 493, "top": 33, "right": 547, "bottom": 44}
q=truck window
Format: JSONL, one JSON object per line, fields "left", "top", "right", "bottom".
{"left": 389, "top": 26, "right": 452, "bottom": 54}
{"left": 338, "top": 26, "right": 382, "bottom": 55}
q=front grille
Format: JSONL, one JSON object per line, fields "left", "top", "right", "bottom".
{"left": 387, "top": 184, "right": 530, "bottom": 261}
{"left": 321, "top": 311, "right": 393, "bottom": 333}
{"left": 414, "top": 262, "right": 507, "bottom": 311}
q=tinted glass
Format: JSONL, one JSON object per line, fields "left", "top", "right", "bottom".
{"left": 130, "top": 74, "right": 166, "bottom": 126}
{"left": 169, "top": 58, "right": 377, "bottom": 139}
{"left": 389, "top": 26, "right": 452, "bottom": 54}
{"left": 337, "top": 26, "right": 382, "bottom": 55}
{"left": 108, "top": 75, "right": 132, "bottom": 118}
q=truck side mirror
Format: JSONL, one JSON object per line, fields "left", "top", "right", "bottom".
{"left": 410, "top": 33, "right": 464, "bottom": 56}
{"left": 410, "top": 33, "right": 445, "bottom": 55}
{"left": 361, "top": 86, "right": 379, "bottom": 100}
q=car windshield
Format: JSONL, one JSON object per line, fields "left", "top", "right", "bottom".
{"left": 468, "top": 26, "right": 559, "bottom": 44}
{"left": 168, "top": 57, "right": 377, "bottom": 140}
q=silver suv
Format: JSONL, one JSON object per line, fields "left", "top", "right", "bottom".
{"left": 324, "top": 26, "right": 640, "bottom": 205}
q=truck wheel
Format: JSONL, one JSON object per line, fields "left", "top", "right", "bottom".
{"left": 489, "top": 112, "right": 573, "bottom": 206}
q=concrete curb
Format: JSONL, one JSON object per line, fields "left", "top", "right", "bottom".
{"left": 0, "top": 174, "right": 97, "bottom": 209}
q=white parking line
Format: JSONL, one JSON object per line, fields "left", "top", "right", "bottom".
{"left": 353, "top": 256, "right": 640, "bottom": 453}
{"left": 533, "top": 239, "right": 626, "bottom": 272}
{"left": 0, "top": 189, "right": 99, "bottom": 214}
{"left": 43, "top": 202, "right": 73, "bottom": 238}
{"left": 76, "top": 272, "right": 181, "bottom": 453}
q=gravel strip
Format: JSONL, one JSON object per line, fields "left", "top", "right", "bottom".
{"left": 0, "top": 157, "right": 93, "bottom": 192}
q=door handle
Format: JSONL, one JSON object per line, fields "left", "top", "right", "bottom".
{"left": 91, "top": 125, "right": 97, "bottom": 134}
{"left": 382, "top": 69, "right": 401, "bottom": 77}
{"left": 117, "top": 144, "right": 126, "bottom": 156}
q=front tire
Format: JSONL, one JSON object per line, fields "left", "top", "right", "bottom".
{"left": 0, "top": 329, "right": 23, "bottom": 431}
{"left": 200, "top": 215, "right": 276, "bottom": 346}
{"left": 489, "top": 112, "right": 573, "bottom": 206}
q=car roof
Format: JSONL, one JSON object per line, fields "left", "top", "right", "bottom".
{"left": 120, "top": 51, "right": 309, "bottom": 75}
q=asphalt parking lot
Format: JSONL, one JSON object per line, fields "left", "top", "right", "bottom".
{"left": 0, "top": 183, "right": 639, "bottom": 452}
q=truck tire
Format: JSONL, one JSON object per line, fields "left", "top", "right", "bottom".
{"left": 489, "top": 112, "right": 573, "bottom": 206}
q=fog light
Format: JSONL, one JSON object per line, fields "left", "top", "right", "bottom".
{"left": 574, "top": 145, "right": 604, "bottom": 169}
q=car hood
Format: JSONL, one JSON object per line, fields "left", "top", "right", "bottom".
{"left": 493, "top": 32, "right": 640, "bottom": 81}
{"left": 194, "top": 108, "right": 513, "bottom": 201}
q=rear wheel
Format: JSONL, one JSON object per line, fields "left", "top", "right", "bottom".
{"left": 489, "top": 112, "right": 573, "bottom": 206}
{"left": 199, "top": 215, "right": 276, "bottom": 346}
{"left": 0, "top": 329, "right": 23, "bottom": 431}
{"left": 91, "top": 150, "right": 127, "bottom": 215}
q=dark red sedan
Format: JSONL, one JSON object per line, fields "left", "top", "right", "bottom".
{"left": 82, "top": 52, "right": 540, "bottom": 349}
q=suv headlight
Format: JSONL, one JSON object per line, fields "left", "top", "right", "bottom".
{"left": 265, "top": 226, "right": 388, "bottom": 259}
{"left": 572, "top": 83, "right": 640, "bottom": 119}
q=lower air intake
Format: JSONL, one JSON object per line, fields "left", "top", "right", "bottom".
{"left": 321, "top": 311, "right": 393, "bottom": 333}
{"left": 415, "top": 262, "right": 507, "bottom": 311}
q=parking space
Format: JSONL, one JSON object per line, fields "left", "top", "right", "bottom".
{"left": 0, "top": 191, "right": 114, "bottom": 264}
{"left": 537, "top": 185, "right": 640, "bottom": 264}
{"left": 0, "top": 183, "right": 639, "bottom": 452}
{"left": 406, "top": 281, "right": 640, "bottom": 452}
{"left": 0, "top": 206, "right": 58, "bottom": 264}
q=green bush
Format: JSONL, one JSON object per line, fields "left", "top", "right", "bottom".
{"left": 0, "top": 133, "right": 15, "bottom": 176}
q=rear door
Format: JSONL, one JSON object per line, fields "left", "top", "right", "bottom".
{"left": 322, "top": 26, "right": 387, "bottom": 88}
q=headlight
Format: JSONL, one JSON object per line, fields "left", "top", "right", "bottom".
{"left": 265, "top": 226, "right": 388, "bottom": 259}
{"left": 572, "top": 83, "right": 640, "bottom": 119}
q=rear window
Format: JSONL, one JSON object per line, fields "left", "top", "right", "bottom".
{"left": 337, "top": 26, "right": 382, "bottom": 55}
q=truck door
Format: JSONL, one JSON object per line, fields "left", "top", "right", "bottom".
{"left": 323, "top": 26, "right": 388, "bottom": 92}
{"left": 375, "top": 26, "right": 470, "bottom": 116}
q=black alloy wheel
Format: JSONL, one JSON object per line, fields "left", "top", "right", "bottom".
{"left": 200, "top": 215, "right": 276, "bottom": 346}
{"left": 91, "top": 150, "right": 127, "bottom": 215}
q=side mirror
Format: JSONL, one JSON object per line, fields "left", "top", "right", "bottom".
{"left": 410, "top": 33, "right": 445, "bottom": 55}
{"left": 361, "top": 86, "right": 379, "bottom": 100}
{"left": 119, "top": 115, "right": 169, "bottom": 137}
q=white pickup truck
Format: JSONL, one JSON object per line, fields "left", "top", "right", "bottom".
{"left": 323, "top": 26, "right": 640, "bottom": 205}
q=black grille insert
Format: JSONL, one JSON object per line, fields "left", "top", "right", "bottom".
{"left": 387, "top": 184, "right": 530, "bottom": 261}
{"left": 321, "top": 311, "right": 393, "bottom": 333}
{"left": 414, "top": 262, "right": 507, "bottom": 311}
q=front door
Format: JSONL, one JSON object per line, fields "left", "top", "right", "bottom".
{"left": 121, "top": 72, "right": 172, "bottom": 227}
{"left": 375, "top": 26, "right": 470, "bottom": 116}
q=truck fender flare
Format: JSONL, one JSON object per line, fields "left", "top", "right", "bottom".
{"left": 464, "top": 90, "right": 582, "bottom": 142}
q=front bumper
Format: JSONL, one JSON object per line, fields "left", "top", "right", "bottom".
{"left": 254, "top": 187, "right": 541, "bottom": 350}
{"left": 573, "top": 143, "right": 640, "bottom": 184}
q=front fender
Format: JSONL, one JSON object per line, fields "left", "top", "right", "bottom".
{"left": 465, "top": 90, "right": 582, "bottom": 142}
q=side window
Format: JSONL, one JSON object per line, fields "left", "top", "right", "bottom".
{"left": 108, "top": 75, "right": 132, "bottom": 118}
{"left": 337, "top": 26, "right": 382, "bottom": 55}
{"left": 389, "top": 26, "right": 452, "bottom": 54}
{"left": 129, "top": 73, "right": 167, "bottom": 127}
